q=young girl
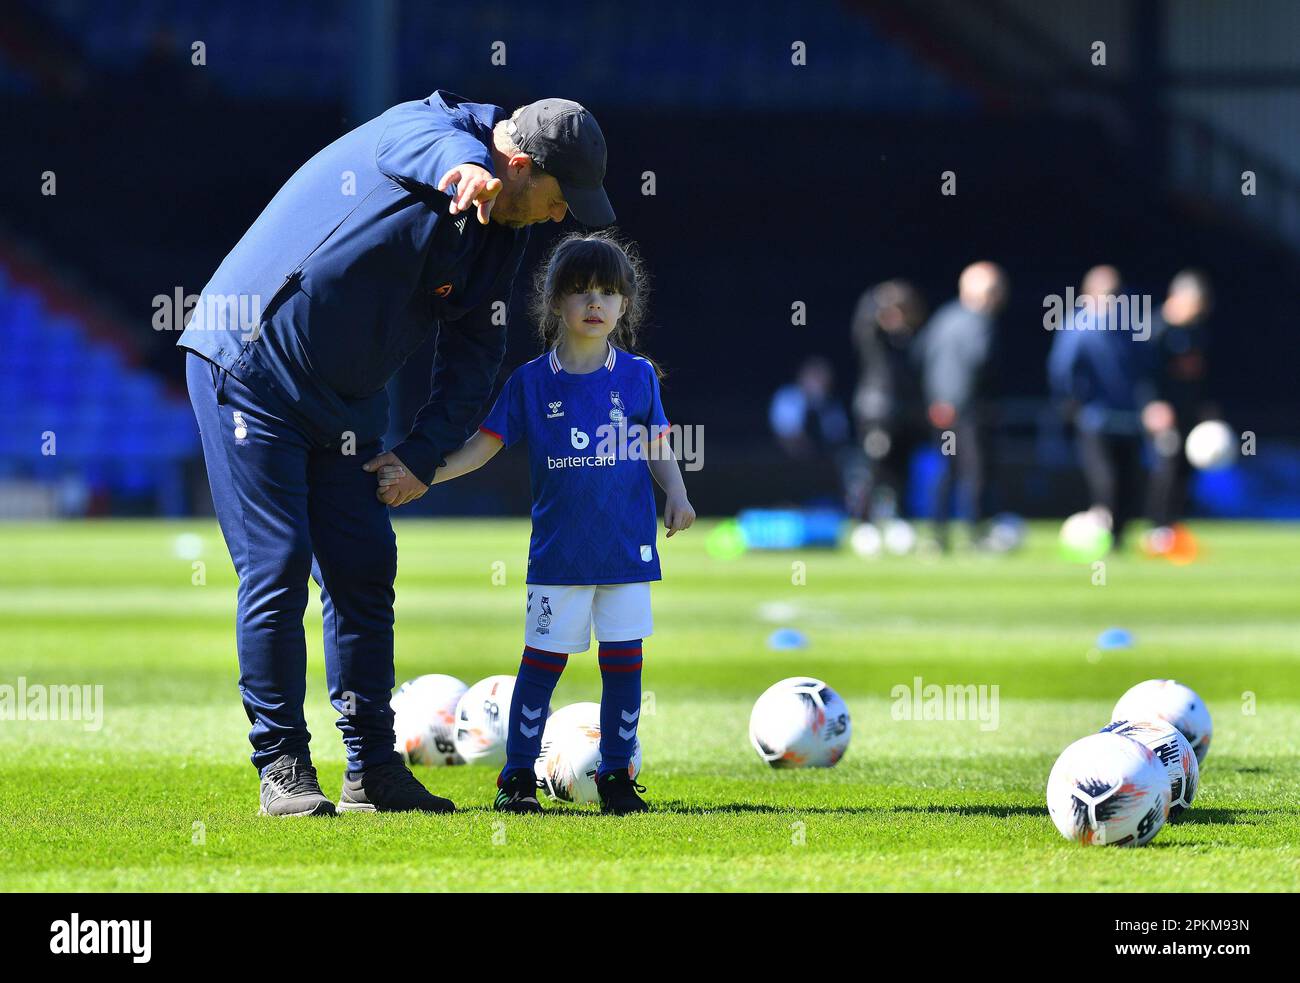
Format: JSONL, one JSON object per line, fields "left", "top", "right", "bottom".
{"left": 399, "top": 231, "right": 694, "bottom": 814}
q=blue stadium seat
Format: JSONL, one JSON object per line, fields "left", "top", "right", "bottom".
{"left": 0, "top": 261, "right": 199, "bottom": 512}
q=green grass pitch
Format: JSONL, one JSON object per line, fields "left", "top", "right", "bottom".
{"left": 1, "top": 519, "right": 1298, "bottom": 892}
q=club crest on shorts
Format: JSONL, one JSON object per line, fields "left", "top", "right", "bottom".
{"left": 232, "top": 411, "right": 249, "bottom": 445}
{"left": 609, "top": 391, "right": 625, "bottom": 423}
{"left": 537, "top": 595, "right": 553, "bottom": 634}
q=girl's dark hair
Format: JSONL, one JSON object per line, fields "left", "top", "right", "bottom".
{"left": 531, "top": 230, "right": 662, "bottom": 377}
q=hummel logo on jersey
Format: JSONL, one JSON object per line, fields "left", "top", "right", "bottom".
{"left": 546, "top": 400, "right": 564, "bottom": 419}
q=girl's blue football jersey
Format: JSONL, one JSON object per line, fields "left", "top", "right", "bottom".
{"left": 480, "top": 345, "right": 670, "bottom": 585}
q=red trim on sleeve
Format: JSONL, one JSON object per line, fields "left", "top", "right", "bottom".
{"left": 478, "top": 426, "right": 503, "bottom": 441}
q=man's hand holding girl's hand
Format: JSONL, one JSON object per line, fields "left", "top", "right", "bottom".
{"left": 664, "top": 494, "right": 696, "bottom": 538}
{"left": 363, "top": 451, "right": 429, "bottom": 507}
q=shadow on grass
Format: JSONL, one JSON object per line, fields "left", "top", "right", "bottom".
{"left": 445, "top": 803, "right": 884, "bottom": 817}
{"left": 1168, "top": 806, "right": 1288, "bottom": 826}
{"left": 886, "top": 803, "right": 1045, "bottom": 819}
{"left": 526, "top": 801, "right": 1049, "bottom": 818}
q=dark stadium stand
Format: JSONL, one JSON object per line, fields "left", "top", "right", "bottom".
{"left": 2, "top": 0, "right": 1297, "bottom": 517}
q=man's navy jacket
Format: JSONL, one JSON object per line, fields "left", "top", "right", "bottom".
{"left": 178, "top": 90, "right": 528, "bottom": 484}
{"left": 1048, "top": 301, "right": 1154, "bottom": 435}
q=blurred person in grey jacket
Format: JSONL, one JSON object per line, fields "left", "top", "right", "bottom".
{"left": 917, "top": 262, "right": 1008, "bottom": 550}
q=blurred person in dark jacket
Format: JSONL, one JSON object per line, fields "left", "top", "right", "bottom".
{"left": 847, "top": 279, "right": 928, "bottom": 521}
{"left": 917, "top": 262, "right": 1008, "bottom": 550}
{"left": 1048, "top": 265, "right": 1154, "bottom": 550}
{"left": 1142, "top": 270, "right": 1214, "bottom": 544}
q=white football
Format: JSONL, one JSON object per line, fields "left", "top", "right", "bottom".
{"left": 1059, "top": 509, "right": 1113, "bottom": 556}
{"left": 1112, "top": 679, "right": 1212, "bottom": 764}
{"left": 392, "top": 673, "right": 468, "bottom": 766}
{"left": 749, "top": 677, "right": 851, "bottom": 768}
{"left": 1046, "top": 732, "right": 1170, "bottom": 846}
{"left": 1101, "top": 719, "right": 1199, "bottom": 820}
{"left": 1185, "top": 420, "right": 1235, "bottom": 471}
{"left": 533, "top": 702, "right": 642, "bottom": 805}
{"left": 883, "top": 519, "right": 916, "bottom": 555}
{"left": 452, "top": 675, "right": 518, "bottom": 766}
{"left": 849, "top": 522, "right": 883, "bottom": 558}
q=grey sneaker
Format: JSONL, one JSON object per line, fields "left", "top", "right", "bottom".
{"left": 338, "top": 761, "right": 456, "bottom": 814}
{"left": 259, "top": 754, "right": 336, "bottom": 817}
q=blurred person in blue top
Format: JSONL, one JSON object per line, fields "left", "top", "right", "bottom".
{"left": 1048, "top": 265, "right": 1155, "bottom": 550}
{"left": 769, "top": 356, "right": 851, "bottom": 460}
{"left": 405, "top": 232, "right": 695, "bottom": 815}
{"left": 769, "top": 356, "right": 854, "bottom": 507}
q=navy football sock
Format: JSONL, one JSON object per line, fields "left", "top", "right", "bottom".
{"left": 597, "top": 639, "right": 643, "bottom": 777}
{"left": 500, "top": 646, "right": 568, "bottom": 784}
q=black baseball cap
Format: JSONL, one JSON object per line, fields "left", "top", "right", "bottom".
{"left": 507, "top": 98, "right": 614, "bottom": 227}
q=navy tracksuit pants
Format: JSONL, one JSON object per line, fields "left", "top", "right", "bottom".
{"left": 186, "top": 353, "right": 401, "bottom": 774}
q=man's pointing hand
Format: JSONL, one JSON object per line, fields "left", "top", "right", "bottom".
{"left": 437, "top": 163, "right": 501, "bottom": 225}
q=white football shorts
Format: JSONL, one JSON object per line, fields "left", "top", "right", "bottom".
{"left": 524, "top": 582, "right": 654, "bottom": 653}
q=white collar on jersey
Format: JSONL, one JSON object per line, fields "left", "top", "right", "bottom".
{"left": 549, "top": 342, "right": 616, "bottom": 374}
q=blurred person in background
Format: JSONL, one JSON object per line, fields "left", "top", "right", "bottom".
{"left": 916, "top": 261, "right": 1008, "bottom": 550}
{"left": 769, "top": 356, "right": 853, "bottom": 499}
{"left": 1142, "top": 270, "right": 1214, "bottom": 550}
{"left": 1048, "top": 265, "right": 1153, "bottom": 550}
{"left": 847, "top": 279, "right": 928, "bottom": 522}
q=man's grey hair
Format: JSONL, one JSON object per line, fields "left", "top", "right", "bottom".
{"left": 493, "top": 107, "right": 529, "bottom": 156}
